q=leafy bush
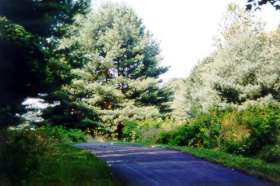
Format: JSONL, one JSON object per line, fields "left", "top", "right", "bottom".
{"left": 236, "top": 105, "right": 280, "bottom": 155}
{"left": 42, "top": 125, "right": 86, "bottom": 143}
{"left": 220, "top": 105, "right": 280, "bottom": 155}
{"left": 259, "top": 145, "right": 280, "bottom": 162}
{"left": 0, "top": 126, "right": 86, "bottom": 184}
{"left": 158, "top": 111, "right": 222, "bottom": 148}
{"left": 219, "top": 111, "right": 251, "bottom": 154}
{"left": 0, "top": 129, "right": 54, "bottom": 184}
{"left": 158, "top": 125, "right": 199, "bottom": 146}
{"left": 122, "top": 120, "right": 141, "bottom": 142}
{"left": 157, "top": 105, "right": 280, "bottom": 162}
{"left": 122, "top": 119, "right": 177, "bottom": 144}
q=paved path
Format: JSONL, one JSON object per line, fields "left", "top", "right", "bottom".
{"left": 76, "top": 143, "right": 271, "bottom": 186}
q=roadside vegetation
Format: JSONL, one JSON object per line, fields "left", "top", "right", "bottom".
{"left": 120, "top": 106, "right": 280, "bottom": 183}
{"left": 117, "top": 4, "right": 280, "bottom": 184}
{"left": 168, "top": 146, "right": 280, "bottom": 183}
{"left": 0, "top": 127, "right": 117, "bottom": 185}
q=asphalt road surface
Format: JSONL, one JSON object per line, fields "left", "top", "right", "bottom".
{"left": 76, "top": 143, "right": 271, "bottom": 186}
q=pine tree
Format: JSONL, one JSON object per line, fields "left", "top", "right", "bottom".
{"left": 49, "top": 2, "right": 173, "bottom": 135}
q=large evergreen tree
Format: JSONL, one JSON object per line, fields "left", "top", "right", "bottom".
{"left": 47, "top": 3, "right": 173, "bottom": 135}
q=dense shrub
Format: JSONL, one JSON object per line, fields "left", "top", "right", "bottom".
{"left": 122, "top": 119, "right": 176, "bottom": 144}
{"left": 159, "top": 111, "right": 221, "bottom": 148}
{"left": 158, "top": 125, "right": 199, "bottom": 146}
{"left": 237, "top": 106, "right": 280, "bottom": 155}
{"left": 122, "top": 120, "right": 141, "bottom": 142}
{"left": 158, "top": 105, "right": 280, "bottom": 162}
{"left": 259, "top": 145, "right": 280, "bottom": 162}
{"left": 42, "top": 125, "right": 86, "bottom": 143}
{"left": 220, "top": 105, "right": 280, "bottom": 155}
{"left": 219, "top": 112, "right": 251, "bottom": 154}
{"left": 0, "top": 129, "right": 54, "bottom": 184}
{"left": 0, "top": 126, "right": 86, "bottom": 184}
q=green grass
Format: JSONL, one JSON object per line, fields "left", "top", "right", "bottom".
{"left": 162, "top": 145, "right": 280, "bottom": 184}
{"left": 27, "top": 145, "right": 119, "bottom": 186}
{"left": 5, "top": 145, "right": 119, "bottom": 186}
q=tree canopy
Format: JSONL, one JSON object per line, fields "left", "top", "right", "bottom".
{"left": 182, "top": 4, "right": 280, "bottom": 117}
{"left": 0, "top": 0, "right": 90, "bottom": 126}
{"left": 0, "top": 0, "right": 90, "bottom": 37}
{"left": 0, "top": 17, "right": 47, "bottom": 126}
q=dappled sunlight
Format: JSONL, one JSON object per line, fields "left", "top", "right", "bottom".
{"left": 79, "top": 143, "right": 271, "bottom": 185}
{"left": 97, "top": 149, "right": 179, "bottom": 158}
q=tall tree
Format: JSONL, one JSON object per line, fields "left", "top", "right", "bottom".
{"left": 0, "top": 0, "right": 90, "bottom": 37}
{"left": 0, "top": 0, "right": 91, "bottom": 126}
{"left": 0, "top": 17, "right": 46, "bottom": 126}
{"left": 166, "top": 78, "right": 187, "bottom": 119}
{"left": 184, "top": 4, "right": 280, "bottom": 117}
{"left": 46, "top": 3, "right": 173, "bottom": 134}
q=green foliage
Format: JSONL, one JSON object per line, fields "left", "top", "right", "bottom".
{"left": 0, "top": 17, "right": 46, "bottom": 123}
{"left": 259, "top": 145, "right": 280, "bottom": 162}
{"left": 0, "top": 0, "right": 90, "bottom": 127}
{"left": 122, "top": 119, "right": 177, "bottom": 144}
{"left": 0, "top": 0, "right": 90, "bottom": 37}
{"left": 159, "top": 111, "right": 221, "bottom": 148}
{"left": 122, "top": 120, "right": 141, "bottom": 142}
{"left": 29, "top": 145, "right": 118, "bottom": 185}
{"left": 236, "top": 106, "right": 279, "bottom": 155}
{"left": 166, "top": 79, "right": 187, "bottom": 119}
{"left": 0, "top": 129, "right": 55, "bottom": 184}
{"left": 154, "top": 4, "right": 280, "bottom": 172}
{"left": 44, "top": 53, "right": 73, "bottom": 91}
{"left": 182, "top": 4, "right": 280, "bottom": 116}
{"left": 43, "top": 95, "right": 100, "bottom": 130}
{"left": 218, "top": 111, "right": 251, "bottom": 154}
{"left": 171, "top": 146, "right": 280, "bottom": 183}
{"left": 0, "top": 126, "right": 90, "bottom": 185}
{"left": 50, "top": 2, "right": 173, "bottom": 134}
{"left": 41, "top": 126, "right": 86, "bottom": 143}
{"left": 218, "top": 105, "right": 280, "bottom": 156}
{"left": 158, "top": 105, "right": 280, "bottom": 162}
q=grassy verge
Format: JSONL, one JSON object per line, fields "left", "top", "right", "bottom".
{"left": 0, "top": 127, "right": 120, "bottom": 185}
{"left": 161, "top": 145, "right": 280, "bottom": 184}
{"left": 28, "top": 144, "right": 119, "bottom": 185}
